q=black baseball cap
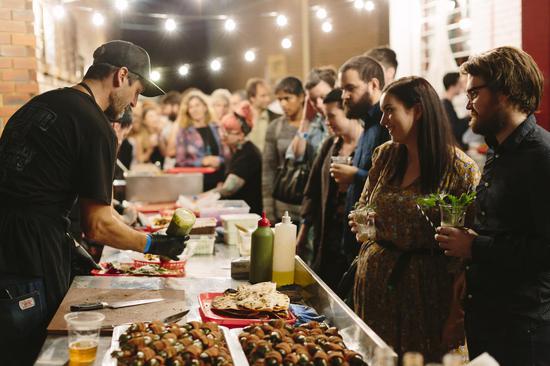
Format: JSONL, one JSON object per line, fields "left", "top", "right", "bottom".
{"left": 92, "top": 40, "right": 164, "bottom": 97}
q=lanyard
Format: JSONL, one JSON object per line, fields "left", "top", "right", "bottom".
{"left": 78, "top": 82, "right": 96, "bottom": 103}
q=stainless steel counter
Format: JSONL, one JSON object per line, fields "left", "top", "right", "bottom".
{"left": 36, "top": 244, "right": 395, "bottom": 365}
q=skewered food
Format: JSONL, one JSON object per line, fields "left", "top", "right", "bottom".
{"left": 238, "top": 320, "right": 366, "bottom": 366}
{"left": 112, "top": 321, "right": 233, "bottom": 366}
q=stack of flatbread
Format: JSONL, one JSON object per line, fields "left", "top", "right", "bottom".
{"left": 211, "top": 282, "right": 290, "bottom": 319}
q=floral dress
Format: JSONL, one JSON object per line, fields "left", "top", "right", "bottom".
{"left": 353, "top": 141, "right": 480, "bottom": 361}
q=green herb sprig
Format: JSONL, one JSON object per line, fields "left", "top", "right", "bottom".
{"left": 417, "top": 191, "right": 476, "bottom": 209}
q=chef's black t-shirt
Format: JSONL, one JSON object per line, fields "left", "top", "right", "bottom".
{"left": 0, "top": 87, "right": 116, "bottom": 209}
{"left": 0, "top": 87, "right": 117, "bottom": 314}
{"left": 226, "top": 141, "right": 262, "bottom": 215}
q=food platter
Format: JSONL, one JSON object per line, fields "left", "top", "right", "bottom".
{"left": 91, "top": 262, "right": 186, "bottom": 278}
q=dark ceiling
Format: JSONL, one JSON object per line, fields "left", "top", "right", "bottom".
{"left": 109, "top": 0, "right": 273, "bottom": 93}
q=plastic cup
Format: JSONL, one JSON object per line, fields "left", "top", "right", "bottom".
{"left": 331, "top": 156, "right": 352, "bottom": 165}
{"left": 439, "top": 204, "right": 466, "bottom": 228}
{"left": 64, "top": 312, "right": 105, "bottom": 366}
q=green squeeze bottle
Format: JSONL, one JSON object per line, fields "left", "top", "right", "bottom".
{"left": 249, "top": 212, "right": 274, "bottom": 284}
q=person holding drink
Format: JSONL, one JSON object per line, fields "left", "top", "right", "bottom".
{"left": 435, "top": 47, "right": 550, "bottom": 366}
{"left": 349, "top": 76, "right": 480, "bottom": 361}
{"left": 297, "top": 89, "right": 364, "bottom": 290}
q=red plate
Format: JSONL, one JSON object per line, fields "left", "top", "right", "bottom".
{"left": 91, "top": 263, "right": 185, "bottom": 278}
{"left": 198, "top": 292, "right": 296, "bottom": 328}
{"left": 165, "top": 167, "right": 216, "bottom": 174}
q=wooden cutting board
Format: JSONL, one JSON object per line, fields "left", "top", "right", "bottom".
{"left": 47, "top": 287, "right": 186, "bottom": 335}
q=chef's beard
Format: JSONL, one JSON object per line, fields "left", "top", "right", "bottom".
{"left": 105, "top": 92, "right": 128, "bottom": 121}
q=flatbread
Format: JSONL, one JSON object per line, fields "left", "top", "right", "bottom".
{"left": 212, "top": 282, "right": 290, "bottom": 313}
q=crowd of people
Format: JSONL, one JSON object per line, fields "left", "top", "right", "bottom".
{"left": 113, "top": 45, "right": 549, "bottom": 365}
{"left": 1, "top": 38, "right": 548, "bottom": 366}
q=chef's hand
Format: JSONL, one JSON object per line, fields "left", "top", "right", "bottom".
{"left": 330, "top": 164, "right": 358, "bottom": 185}
{"left": 435, "top": 226, "right": 477, "bottom": 258}
{"left": 145, "top": 234, "right": 189, "bottom": 260}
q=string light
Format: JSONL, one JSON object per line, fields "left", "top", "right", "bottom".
{"left": 354, "top": 0, "right": 365, "bottom": 10}
{"left": 244, "top": 49, "right": 256, "bottom": 62}
{"left": 446, "top": 0, "right": 456, "bottom": 12}
{"left": 210, "top": 58, "right": 222, "bottom": 72}
{"left": 150, "top": 70, "right": 161, "bottom": 82}
{"left": 364, "top": 1, "right": 375, "bottom": 12}
{"left": 459, "top": 18, "right": 472, "bottom": 30}
{"left": 224, "top": 18, "right": 236, "bottom": 32}
{"left": 276, "top": 14, "right": 288, "bottom": 27}
{"left": 315, "top": 7, "right": 327, "bottom": 19}
{"left": 53, "top": 4, "right": 65, "bottom": 19}
{"left": 165, "top": 18, "right": 177, "bottom": 32}
{"left": 92, "top": 12, "right": 105, "bottom": 26}
{"left": 114, "top": 0, "right": 128, "bottom": 12}
{"left": 178, "top": 64, "right": 190, "bottom": 76}
{"left": 281, "top": 37, "right": 292, "bottom": 49}
{"left": 321, "top": 21, "right": 333, "bottom": 33}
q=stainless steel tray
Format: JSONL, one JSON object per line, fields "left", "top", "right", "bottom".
{"left": 125, "top": 173, "right": 203, "bottom": 202}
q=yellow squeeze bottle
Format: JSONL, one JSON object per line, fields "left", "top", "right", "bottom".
{"left": 272, "top": 211, "right": 297, "bottom": 286}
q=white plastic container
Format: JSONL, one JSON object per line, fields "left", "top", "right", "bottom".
{"left": 220, "top": 213, "right": 260, "bottom": 245}
{"left": 199, "top": 200, "right": 250, "bottom": 223}
{"left": 237, "top": 229, "right": 252, "bottom": 256}
{"left": 186, "top": 235, "right": 216, "bottom": 255}
{"left": 271, "top": 211, "right": 297, "bottom": 287}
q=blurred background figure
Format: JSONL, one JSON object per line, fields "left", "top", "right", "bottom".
{"left": 365, "top": 46, "right": 399, "bottom": 85}
{"left": 211, "top": 88, "right": 232, "bottom": 122}
{"left": 214, "top": 102, "right": 262, "bottom": 215}
{"left": 287, "top": 66, "right": 336, "bottom": 163}
{"left": 230, "top": 89, "right": 247, "bottom": 111}
{"left": 298, "top": 89, "right": 363, "bottom": 289}
{"left": 175, "top": 90, "right": 228, "bottom": 190}
{"left": 128, "top": 103, "right": 167, "bottom": 167}
{"left": 160, "top": 91, "right": 182, "bottom": 122}
{"left": 442, "top": 72, "right": 470, "bottom": 150}
{"left": 262, "top": 76, "right": 305, "bottom": 223}
{"left": 246, "top": 77, "right": 280, "bottom": 152}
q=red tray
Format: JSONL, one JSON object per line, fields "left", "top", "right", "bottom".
{"left": 198, "top": 292, "right": 296, "bottom": 328}
{"left": 91, "top": 263, "right": 185, "bottom": 278}
{"left": 165, "top": 167, "right": 216, "bottom": 174}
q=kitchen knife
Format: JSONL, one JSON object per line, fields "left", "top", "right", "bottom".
{"left": 70, "top": 298, "right": 164, "bottom": 312}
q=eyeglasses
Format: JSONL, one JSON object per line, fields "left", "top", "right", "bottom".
{"left": 466, "top": 84, "right": 488, "bottom": 102}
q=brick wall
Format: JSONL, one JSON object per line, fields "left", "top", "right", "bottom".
{"left": 0, "top": 0, "right": 38, "bottom": 135}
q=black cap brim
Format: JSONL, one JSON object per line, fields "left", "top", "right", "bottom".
{"left": 141, "top": 78, "right": 165, "bottom": 97}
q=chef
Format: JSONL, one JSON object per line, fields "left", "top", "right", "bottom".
{"left": 0, "top": 40, "right": 188, "bottom": 364}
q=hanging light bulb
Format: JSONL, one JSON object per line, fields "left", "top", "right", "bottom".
{"left": 276, "top": 14, "right": 288, "bottom": 27}
{"left": 114, "top": 0, "right": 128, "bottom": 12}
{"left": 315, "top": 7, "right": 327, "bottom": 19}
{"left": 364, "top": 1, "right": 375, "bottom": 12}
{"left": 150, "top": 70, "right": 161, "bottom": 82}
{"left": 165, "top": 18, "right": 177, "bottom": 32}
{"left": 92, "top": 12, "right": 105, "bottom": 26}
{"left": 459, "top": 18, "right": 472, "bottom": 30}
{"left": 224, "top": 18, "right": 237, "bottom": 32}
{"left": 244, "top": 50, "right": 256, "bottom": 62}
{"left": 53, "top": 4, "right": 66, "bottom": 19}
{"left": 321, "top": 21, "right": 333, "bottom": 33}
{"left": 354, "top": 0, "right": 365, "bottom": 10}
{"left": 210, "top": 59, "right": 222, "bottom": 72}
{"left": 281, "top": 37, "right": 292, "bottom": 49}
{"left": 178, "top": 64, "right": 190, "bottom": 77}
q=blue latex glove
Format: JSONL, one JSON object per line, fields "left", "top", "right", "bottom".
{"left": 289, "top": 304, "right": 326, "bottom": 326}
